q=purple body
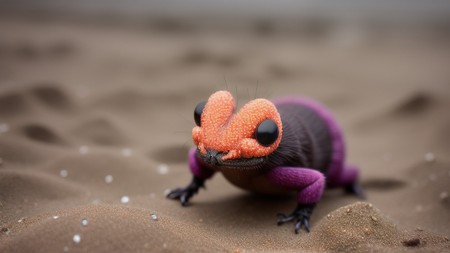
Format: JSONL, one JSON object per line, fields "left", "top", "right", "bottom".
{"left": 189, "top": 97, "right": 359, "bottom": 205}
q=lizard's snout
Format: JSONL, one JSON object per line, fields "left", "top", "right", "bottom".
{"left": 205, "top": 149, "right": 221, "bottom": 166}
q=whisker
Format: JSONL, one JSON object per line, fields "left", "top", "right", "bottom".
{"left": 255, "top": 80, "right": 259, "bottom": 99}
{"left": 173, "top": 130, "right": 191, "bottom": 134}
{"left": 246, "top": 87, "right": 251, "bottom": 102}
{"left": 176, "top": 112, "right": 193, "bottom": 125}
{"left": 223, "top": 75, "right": 229, "bottom": 92}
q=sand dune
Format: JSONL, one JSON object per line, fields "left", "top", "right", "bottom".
{"left": 0, "top": 17, "right": 450, "bottom": 252}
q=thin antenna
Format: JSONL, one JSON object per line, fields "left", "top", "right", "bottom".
{"left": 223, "top": 75, "right": 229, "bottom": 91}
{"left": 181, "top": 137, "right": 191, "bottom": 149}
{"left": 255, "top": 80, "right": 259, "bottom": 99}
{"left": 173, "top": 130, "right": 191, "bottom": 134}
{"left": 177, "top": 112, "right": 193, "bottom": 125}
{"left": 235, "top": 85, "right": 239, "bottom": 109}
{"left": 246, "top": 87, "right": 250, "bottom": 102}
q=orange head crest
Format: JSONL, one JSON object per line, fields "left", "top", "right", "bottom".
{"left": 192, "top": 90, "right": 282, "bottom": 160}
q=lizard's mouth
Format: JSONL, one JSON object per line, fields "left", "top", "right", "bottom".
{"left": 196, "top": 148, "right": 267, "bottom": 171}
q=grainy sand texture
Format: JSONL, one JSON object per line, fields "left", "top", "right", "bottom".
{"left": 0, "top": 11, "right": 450, "bottom": 253}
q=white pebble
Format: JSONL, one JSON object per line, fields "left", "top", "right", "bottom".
{"left": 73, "top": 234, "right": 81, "bottom": 244}
{"left": 18, "top": 217, "right": 25, "bottom": 223}
{"left": 53, "top": 215, "right": 59, "bottom": 220}
{"left": 104, "top": 175, "right": 113, "bottom": 184}
{"left": 79, "top": 146, "right": 89, "bottom": 155}
{"left": 60, "top": 170, "right": 68, "bottom": 178}
{"left": 0, "top": 123, "right": 10, "bottom": 133}
{"left": 157, "top": 164, "right": 169, "bottom": 175}
{"left": 151, "top": 212, "right": 158, "bottom": 221}
{"left": 81, "top": 218, "right": 88, "bottom": 226}
{"left": 121, "top": 196, "right": 129, "bottom": 204}
{"left": 164, "top": 189, "right": 171, "bottom": 196}
{"left": 121, "top": 148, "right": 132, "bottom": 157}
{"left": 424, "top": 152, "right": 435, "bottom": 163}
{"left": 429, "top": 174, "right": 437, "bottom": 181}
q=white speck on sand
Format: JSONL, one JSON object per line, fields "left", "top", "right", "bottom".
{"left": 424, "top": 152, "right": 435, "bottom": 163}
{"left": 60, "top": 170, "right": 68, "bottom": 178}
{"left": 73, "top": 234, "right": 81, "bottom": 244}
{"left": 122, "top": 148, "right": 132, "bottom": 157}
{"left": 121, "top": 196, "right": 130, "bottom": 204}
{"left": 157, "top": 164, "right": 169, "bottom": 175}
{"left": 104, "top": 175, "right": 113, "bottom": 184}
{"left": 79, "top": 146, "right": 89, "bottom": 155}
{"left": 81, "top": 218, "right": 88, "bottom": 226}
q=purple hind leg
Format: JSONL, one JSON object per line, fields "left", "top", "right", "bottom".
{"left": 266, "top": 167, "right": 325, "bottom": 233}
{"left": 167, "top": 147, "right": 215, "bottom": 206}
{"left": 273, "top": 97, "right": 362, "bottom": 195}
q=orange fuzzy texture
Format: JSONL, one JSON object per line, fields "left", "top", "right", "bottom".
{"left": 192, "top": 90, "right": 282, "bottom": 160}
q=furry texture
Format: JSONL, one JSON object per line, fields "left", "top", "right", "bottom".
{"left": 189, "top": 147, "right": 214, "bottom": 179}
{"left": 192, "top": 91, "right": 283, "bottom": 160}
{"left": 272, "top": 97, "right": 357, "bottom": 187}
{"left": 189, "top": 91, "right": 359, "bottom": 202}
{"left": 267, "top": 167, "right": 325, "bottom": 204}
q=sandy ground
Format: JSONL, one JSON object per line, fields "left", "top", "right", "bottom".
{"left": 0, "top": 17, "right": 450, "bottom": 252}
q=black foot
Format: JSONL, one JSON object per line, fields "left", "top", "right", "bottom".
{"left": 166, "top": 176, "right": 205, "bottom": 206}
{"left": 277, "top": 204, "right": 315, "bottom": 234}
{"left": 344, "top": 182, "right": 366, "bottom": 199}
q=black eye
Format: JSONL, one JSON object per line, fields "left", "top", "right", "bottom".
{"left": 255, "top": 119, "right": 279, "bottom": 147}
{"left": 194, "top": 101, "right": 206, "bottom": 126}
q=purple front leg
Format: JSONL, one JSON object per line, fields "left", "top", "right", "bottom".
{"left": 188, "top": 147, "right": 215, "bottom": 180}
{"left": 266, "top": 167, "right": 325, "bottom": 204}
{"left": 266, "top": 167, "right": 325, "bottom": 233}
{"left": 167, "top": 147, "right": 215, "bottom": 206}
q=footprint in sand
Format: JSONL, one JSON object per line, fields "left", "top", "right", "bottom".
{"left": 29, "top": 85, "right": 74, "bottom": 111}
{"left": 361, "top": 178, "right": 407, "bottom": 192}
{"left": 8, "top": 40, "right": 75, "bottom": 60}
{"left": 179, "top": 48, "right": 239, "bottom": 68}
{"left": 0, "top": 92, "right": 30, "bottom": 117}
{"left": 355, "top": 91, "right": 435, "bottom": 130}
{"left": 21, "top": 124, "right": 67, "bottom": 146}
{"left": 70, "top": 117, "right": 129, "bottom": 146}
{"left": 391, "top": 91, "right": 433, "bottom": 116}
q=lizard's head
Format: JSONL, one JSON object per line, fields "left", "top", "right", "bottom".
{"left": 192, "top": 90, "right": 282, "bottom": 170}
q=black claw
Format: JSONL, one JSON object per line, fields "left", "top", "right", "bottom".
{"left": 166, "top": 188, "right": 182, "bottom": 199}
{"left": 294, "top": 221, "right": 302, "bottom": 234}
{"left": 166, "top": 176, "right": 205, "bottom": 207}
{"left": 303, "top": 219, "right": 310, "bottom": 232}
{"left": 276, "top": 204, "right": 315, "bottom": 234}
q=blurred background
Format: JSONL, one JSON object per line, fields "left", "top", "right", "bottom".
{"left": 0, "top": 0, "right": 449, "bottom": 160}
{"left": 1, "top": 0, "right": 450, "bottom": 172}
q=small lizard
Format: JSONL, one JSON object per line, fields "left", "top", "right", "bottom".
{"left": 167, "top": 90, "right": 364, "bottom": 233}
